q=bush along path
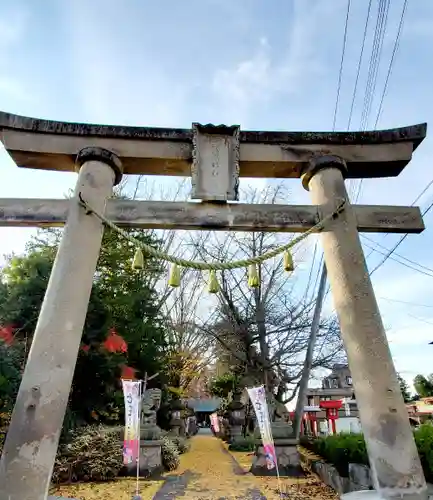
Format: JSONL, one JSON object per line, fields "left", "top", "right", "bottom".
{"left": 299, "top": 426, "right": 433, "bottom": 496}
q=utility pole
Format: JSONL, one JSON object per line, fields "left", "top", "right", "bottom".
{"left": 293, "top": 264, "right": 328, "bottom": 438}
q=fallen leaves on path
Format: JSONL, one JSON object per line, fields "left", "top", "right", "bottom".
{"left": 51, "top": 434, "right": 338, "bottom": 499}
{"left": 51, "top": 478, "right": 163, "bottom": 499}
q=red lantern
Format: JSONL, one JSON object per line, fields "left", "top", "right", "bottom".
{"left": 0, "top": 325, "right": 14, "bottom": 345}
{"left": 103, "top": 328, "right": 128, "bottom": 353}
{"left": 121, "top": 365, "right": 137, "bottom": 380}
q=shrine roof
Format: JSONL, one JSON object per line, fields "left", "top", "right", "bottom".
{"left": 0, "top": 111, "right": 427, "bottom": 179}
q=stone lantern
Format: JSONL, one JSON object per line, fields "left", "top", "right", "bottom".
{"left": 227, "top": 389, "right": 245, "bottom": 444}
{"left": 169, "top": 396, "right": 186, "bottom": 437}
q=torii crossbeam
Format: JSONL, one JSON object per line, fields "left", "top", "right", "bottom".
{"left": 0, "top": 112, "right": 428, "bottom": 500}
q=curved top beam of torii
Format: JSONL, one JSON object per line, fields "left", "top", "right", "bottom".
{"left": 0, "top": 111, "right": 427, "bottom": 179}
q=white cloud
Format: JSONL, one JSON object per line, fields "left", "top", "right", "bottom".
{"left": 210, "top": 0, "right": 335, "bottom": 126}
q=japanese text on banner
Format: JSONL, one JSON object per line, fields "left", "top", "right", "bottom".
{"left": 210, "top": 412, "right": 220, "bottom": 433}
{"left": 122, "top": 379, "right": 142, "bottom": 465}
{"left": 247, "top": 386, "right": 277, "bottom": 470}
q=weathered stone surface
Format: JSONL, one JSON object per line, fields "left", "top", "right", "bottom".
{"left": 349, "top": 463, "right": 372, "bottom": 490}
{"left": 48, "top": 497, "right": 79, "bottom": 500}
{"left": 124, "top": 439, "right": 163, "bottom": 477}
{"left": 251, "top": 442, "right": 304, "bottom": 477}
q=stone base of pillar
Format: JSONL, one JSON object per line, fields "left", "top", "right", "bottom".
{"left": 124, "top": 440, "right": 163, "bottom": 478}
{"left": 250, "top": 439, "right": 305, "bottom": 477}
{"left": 340, "top": 492, "right": 383, "bottom": 499}
{"left": 49, "top": 497, "right": 79, "bottom": 499}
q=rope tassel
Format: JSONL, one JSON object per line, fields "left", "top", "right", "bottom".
{"left": 248, "top": 264, "right": 260, "bottom": 288}
{"left": 208, "top": 270, "right": 219, "bottom": 293}
{"left": 168, "top": 263, "right": 181, "bottom": 287}
{"left": 283, "top": 250, "right": 294, "bottom": 272}
{"left": 132, "top": 248, "right": 144, "bottom": 270}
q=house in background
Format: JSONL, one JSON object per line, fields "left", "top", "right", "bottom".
{"left": 303, "top": 364, "right": 361, "bottom": 434}
{"left": 406, "top": 397, "right": 433, "bottom": 426}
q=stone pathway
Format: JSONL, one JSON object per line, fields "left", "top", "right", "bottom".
{"left": 153, "top": 434, "right": 265, "bottom": 499}
{"left": 51, "top": 434, "right": 338, "bottom": 499}
{"left": 152, "top": 434, "right": 338, "bottom": 500}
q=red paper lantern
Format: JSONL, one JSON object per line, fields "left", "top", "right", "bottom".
{"left": 121, "top": 365, "right": 137, "bottom": 380}
{"left": 0, "top": 325, "right": 14, "bottom": 345}
{"left": 103, "top": 328, "right": 128, "bottom": 353}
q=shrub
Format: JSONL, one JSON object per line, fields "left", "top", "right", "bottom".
{"left": 52, "top": 425, "right": 122, "bottom": 483}
{"left": 171, "top": 436, "right": 190, "bottom": 454}
{"left": 228, "top": 436, "right": 255, "bottom": 452}
{"left": 161, "top": 435, "right": 180, "bottom": 471}
{"left": 303, "top": 433, "right": 368, "bottom": 477}
{"left": 304, "top": 426, "right": 433, "bottom": 481}
{"left": 0, "top": 341, "right": 23, "bottom": 415}
{"left": 414, "top": 423, "right": 433, "bottom": 483}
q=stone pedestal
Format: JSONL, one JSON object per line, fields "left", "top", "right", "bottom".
{"left": 49, "top": 497, "right": 79, "bottom": 500}
{"left": 230, "top": 424, "right": 243, "bottom": 443}
{"left": 169, "top": 398, "right": 186, "bottom": 437}
{"left": 251, "top": 438, "right": 305, "bottom": 477}
{"left": 340, "top": 492, "right": 383, "bottom": 499}
{"left": 227, "top": 389, "right": 245, "bottom": 444}
{"left": 124, "top": 440, "right": 163, "bottom": 478}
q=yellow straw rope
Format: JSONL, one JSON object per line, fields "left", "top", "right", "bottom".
{"left": 78, "top": 196, "right": 345, "bottom": 271}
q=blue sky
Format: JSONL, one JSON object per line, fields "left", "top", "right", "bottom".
{"left": 1, "top": 0, "right": 433, "bottom": 391}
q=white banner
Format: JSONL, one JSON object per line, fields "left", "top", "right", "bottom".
{"left": 247, "top": 386, "right": 277, "bottom": 470}
{"left": 122, "top": 379, "right": 142, "bottom": 465}
{"left": 210, "top": 412, "right": 220, "bottom": 433}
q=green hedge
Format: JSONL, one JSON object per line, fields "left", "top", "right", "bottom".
{"left": 414, "top": 424, "right": 433, "bottom": 483}
{"left": 228, "top": 435, "right": 255, "bottom": 452}
{"left": 301, "top": 424, "right": 433, "bottom": 482}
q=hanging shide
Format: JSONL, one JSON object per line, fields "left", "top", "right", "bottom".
{"left": 283, "top": 250, "right": 294, "bottom": 272}
{"left": 168, "top": 263, "right": 181, "bottom": 287}
{"left": 248, "top": 264, "right": 260, "bottom": 288}
{"left": 207, "top": 270, "right": 219, "bottom": 293}
{"left": 132, "top": 248, "right": 144, "bottom": 270}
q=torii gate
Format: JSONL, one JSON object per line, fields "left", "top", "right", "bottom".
{"left": 0, "top": 112, "right": 428, "bottom": 500}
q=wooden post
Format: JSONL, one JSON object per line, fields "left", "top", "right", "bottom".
{"left": 303, "top": 156, "right": 427, "bottom": 500}
{"left": 0, "top": 147, "right": 122, "bottom": 500}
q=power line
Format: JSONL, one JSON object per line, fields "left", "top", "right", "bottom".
{"left": 347, "top": 0, "right": 373, "bottom": 131}
{"left": 354, "top": 0, "right": 390, "bottom": 203}
{"left": 307, "top": 1, "right": 351, "bottom": 303}
{"left": 332, "top": 0, "right": 351, "bottom": 131}
{"left": 361, "top": 234, "right": 433, "bottom": 275}
{"left": 369, "top": 198, "right": 433, "bottom": 276}
{"left": 356, "top": 0, "right": 408, "bottom": 202}
{"left": 364, "top": 0, "right": 391, "bottom": 129}
{"left": 362, "top": 240, "right": 433, "bottom": 278}
{"left": 346, "top": 0, "right": 373, "bottom": 201}
{"left": 374, "top": 0, "right": 409, "bottom": 128}
{"left": 360, "top": 0, "right": 388, "bottom": 130}
{"left": 379, "top": 297, "right": 433, "bottom": 309}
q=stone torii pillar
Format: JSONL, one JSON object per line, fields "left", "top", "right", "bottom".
{"left": 0, "top": 147, "right": 122, "bottom": 499}
{"left": 303, "top": 156, "right": 427, "bottom": 500}
{"left": 0, "top": 112, "right": 428, "bottom": 499}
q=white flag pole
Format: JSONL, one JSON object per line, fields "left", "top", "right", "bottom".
{"left": 135, "top": 379, "right": 142, "bottom": 497}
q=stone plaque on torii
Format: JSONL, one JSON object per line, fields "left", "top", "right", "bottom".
{"left": 0, "top": 111, "right": 428, "bottom": 500}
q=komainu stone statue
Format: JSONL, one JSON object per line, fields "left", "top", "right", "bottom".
{"left": 140, "top": 388, "right": 162, "bottom": 440}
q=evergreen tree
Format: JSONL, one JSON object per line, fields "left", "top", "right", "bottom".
{"left": 414, "top": 374, "right": 433, "bottom": 399}
{"left": 0, "top": 224, "right": 167, "bottom": 425}
{"left": 397, "top": 373, "right": 411, "bottom": 403}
